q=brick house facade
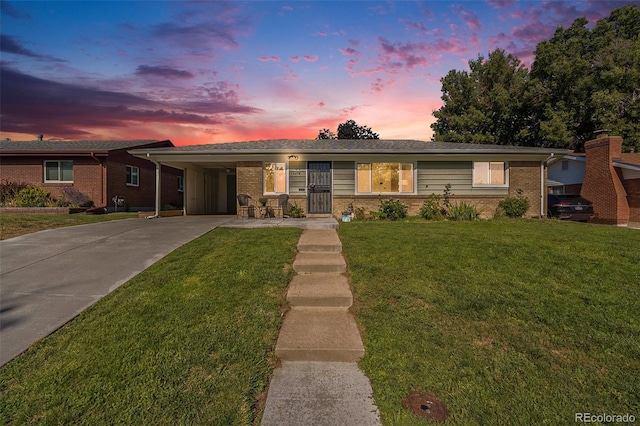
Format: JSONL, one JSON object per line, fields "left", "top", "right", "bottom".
{"left": 131, "top": 140, "right": 566, "bottom": 219}
{"left": 581, "top": 134, "right": 640, "bottom": 226}
{"left": 0, "top": 140, "right": 183, "bottom": 211}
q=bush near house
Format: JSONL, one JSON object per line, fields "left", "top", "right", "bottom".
{"left": 374, "top": 198, "right": 408, "bottom": 220}
{"left": 498, "top": 189, "right": 530, "bottom": 218}
{"left": 0, "top": 181, "right": 94, "bottom": 208}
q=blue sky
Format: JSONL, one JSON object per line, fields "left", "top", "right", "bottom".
{"left": 1, "top": 0, "right": 634, "bottom": 145}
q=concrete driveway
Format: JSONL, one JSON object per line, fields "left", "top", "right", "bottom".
{"left": 0, "top": 216, "right": 233, "bottom": 366}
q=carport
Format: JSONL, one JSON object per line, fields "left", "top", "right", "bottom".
{"left": 130, "top": 149, "right": 240, "bottom": 216}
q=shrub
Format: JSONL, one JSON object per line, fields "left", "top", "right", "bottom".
{"left": 59, "top": 187, "right": 93, "bottom": 208}
{"left": 498, "top": 189, "right": 530, "bottom": 218}
{"left": 354, "top": 206, "right": 367, "bottom": 221}
{"left": 0, "top": 180, "right": 29, "bottom": 205}
{"left": 376, "top": 198, "right": 408, "bottom": 220}
{"left": 447, "top": 202, "right": 481, "bottom": 221}
{"left": 419, "top": 193, "right": 445, "bottom": 220}
{"left": 13, "top": 186, "right": 52, "bottom": 207}
{"left": 289, "top": 202, "right": 304, "bottom": 218}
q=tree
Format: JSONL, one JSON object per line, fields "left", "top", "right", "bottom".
{"left": 316, "top": 119, "right": 379, "bottom": 140}
{"left": 431, "top": 5, "right": 640, "bottom": 152}
{"left": 317, "top": 128, "right": 336, "bottom": 139}
{"left": 431, "top": 49, "right": 534, "bottom": 146}
{"left": 531, "top": 4, "right": 640, "bottom": 152}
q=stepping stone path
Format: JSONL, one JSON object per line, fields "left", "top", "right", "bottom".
{"left": 261, "top": 229, "right": 381, "bottom": 425}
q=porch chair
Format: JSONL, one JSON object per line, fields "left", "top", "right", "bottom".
{"left": 275, "top": 194, "right": 290, "bottom": 218}
{"left": 236, "top": 194, "right": 254, "bottom": 219}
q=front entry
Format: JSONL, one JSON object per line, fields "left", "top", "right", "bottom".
{"left": 307, "top": 161, "right": 332, "bottom": 214}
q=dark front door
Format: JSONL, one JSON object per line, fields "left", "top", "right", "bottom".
{"left": 307, "top": 161, "right": 332, "bottom": 214}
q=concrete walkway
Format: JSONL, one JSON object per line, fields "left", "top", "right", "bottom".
{"left": 0, "top": 216, "right": 231, "bottom": 366}
{"left": 261, "top": 229, "right": 381, "bottom": 425}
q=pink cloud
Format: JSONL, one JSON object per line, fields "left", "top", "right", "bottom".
{"left": 290, "top": 55, "right": 300, "bottom": 62}
{"left": 370, "top": 78, "right": 397, "bottom": 93}
{"left": 454, "top": 5, "right": 482, "bottom": 31}
{"left": 258, "top": 55, "right": 280, "bottom": 62}
{"left": 339, "top": 47, "right": 359, "bottom": 56}
{"left": 303, "top": 55, "right": 318, "bottom": 62}
{"left": 487, "top": 0, "right": 516, "bottom": 9}
{"left": 317, "top": 101, "right": 325, "bottom": 108}
{"left": 316, "top": 31, "right": 327, "bottom": 37}
{"left": 282, "top": 66, "right": 299, "bottom": 82}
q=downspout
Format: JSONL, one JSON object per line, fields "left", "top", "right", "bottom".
{"left": 90, "top": 152, "right": 105, "bottom": 206}
{"left": 542, "top": 153, "right": 554, "bottom": 217}
{"left": 146, "top": 153, "right": 161, "bottom": 219}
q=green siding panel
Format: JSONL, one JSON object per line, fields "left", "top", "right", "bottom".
{"left": 417, "top": 161, "right": 507, "bottom": 196}
{"left": 289, "top": 161, "right": 307, "bottom": 194}
{"left": 333, "top": 161, "right": 355, "bottom": 195}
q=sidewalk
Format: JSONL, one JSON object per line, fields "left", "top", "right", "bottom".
{"left": 261, "top": 229, "right": 381, "bottom": 425}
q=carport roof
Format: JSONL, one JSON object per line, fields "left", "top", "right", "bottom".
{"left": 129, "top": 139, "right": 570, "bottom": 156}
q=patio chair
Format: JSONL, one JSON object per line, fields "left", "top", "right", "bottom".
{"left": 236, "top": 194, "right": 254, "bottom": 219}
{"left": 275, "top": 194, "right": 290, "bottom": 218}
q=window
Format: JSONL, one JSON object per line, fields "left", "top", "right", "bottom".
{"left": 561, "top": 160, "right": 569, "bottom": 171}
{"left": 177, "top": 176, "right": 184, "bottom": 192}
{"left": 126, "top": 166, "right": 139, "bottom": 186}
{"left": 473, "top": 161, "right": 507, "bottom": 186}
{"left": 264, "top": 162, "right": 286, "bottom": 193}
{"left": 357, "top": 162, "right": 414, "bottom": 193}
{"left": 44, "top": 160, "right": 73, "bottom": 182}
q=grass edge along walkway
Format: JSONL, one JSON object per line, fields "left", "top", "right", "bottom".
{"left": 339, "top": 219, "right": 640, "bottom": 425}
{"left": 0, "top": 227, "right": 302, "bottom": 425}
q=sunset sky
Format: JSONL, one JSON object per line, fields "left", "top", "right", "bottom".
{"left": 1, "top": 0, "right": 634, "bottom": 146}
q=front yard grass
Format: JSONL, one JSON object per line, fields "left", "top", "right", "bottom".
{"left": 0, "top": 227, "right": 301, "bottom": 425}
{"left": 0, "top": 212, "right": 138, "bottom": 240}
{"left": 339, "top": 220, "right": 640, "bottom": 425}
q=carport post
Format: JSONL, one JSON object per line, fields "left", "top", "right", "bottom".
{"left": 146, "top": 154, "right": 161, "bottom": 218}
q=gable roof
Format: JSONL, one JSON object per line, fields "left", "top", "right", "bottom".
{"left": 130, "top": 139, "right": 568, "bottom": 155}
{"left": 0, "top": 140, "right": 173, "bottom": 155}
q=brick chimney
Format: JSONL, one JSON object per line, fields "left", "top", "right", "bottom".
{"left": 580, "top": 134, "right": 629, "bottom": 225}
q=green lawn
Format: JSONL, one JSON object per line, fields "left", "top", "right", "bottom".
{"left": 0, "top": 212, "right": 138, "bottom": 240}
{"left": 339, "top": 220, "right": 640, "bottom": 425}
{"left": 0, "top": 227, "right": 301, "bottom": 425}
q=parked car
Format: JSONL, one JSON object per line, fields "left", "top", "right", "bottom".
{"left": 547, "top": 194, "right": 595, "bottom": 222}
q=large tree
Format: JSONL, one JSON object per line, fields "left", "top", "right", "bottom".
{"left": 431, "top": 49, "right": 535, "bottom": 146}
{"left": 432, "top": 4, "right": 640, "bottom": 152}
{"left": 316, "top": 119, "right": 379, "bottom": 140}
{"left": 531, "top": 4, "right": 640, "bottom": 152}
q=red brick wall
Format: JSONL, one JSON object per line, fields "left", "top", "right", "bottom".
{"left": 624, "top": 178, "right": 640, "bottom": 226}
{"left": 581, "top": 136, "right": 629, "bottom": 225}
{"left": 106, "top": 150, "right": 183, "bottom": 211}
{"left": 0, "top": 156, "right": 104, "bottom": 204}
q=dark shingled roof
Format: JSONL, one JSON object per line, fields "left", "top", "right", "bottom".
{"left": 0, "top": 140, "right": 172, "bottom": 152}
{"left": 130, "top": 139, "right": 569, "bottom": 155}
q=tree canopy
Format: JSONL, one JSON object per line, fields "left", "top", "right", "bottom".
{"left": 317, "top": 119, "right": 380, "bottom": 140}
{"left": 431, "top": 4, "right": 640, "bottom": 152}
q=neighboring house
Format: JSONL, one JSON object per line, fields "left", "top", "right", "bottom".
{"left": 130, "top": 139, "right": 569, "bottom": 219}
{"left": 547, "top": 154, "right": 586, "bottom": 195}
{"left": 581, "top": 134, "right": 640, "bottom": 226}
{"left": 0, "top": 140, "right": 184, "bottom": 211}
